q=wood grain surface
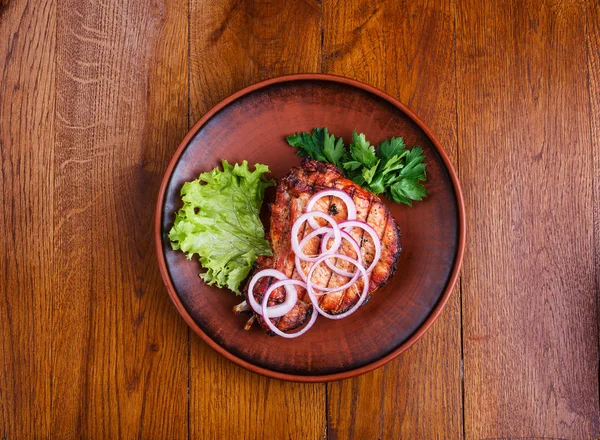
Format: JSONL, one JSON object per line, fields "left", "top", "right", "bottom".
{"left": 1, "top": 1, "right": 599, "bottom": 439}
{"left": 322, "top": 1, "right": 463, "bottom": 439}
{"left": 187, "top": 1, "right": 326, "bottom": 439}
{"left": 589, "top": 0, "right": 600, "bottom": 395}
{"left": 52, "top": 0, "right": 189, "bottom": 438}
{"left": 1, "top": 1, "right": 55, "bottom": 438}
{"left": 457, "top": 0, "right": 600, "bottom": 438}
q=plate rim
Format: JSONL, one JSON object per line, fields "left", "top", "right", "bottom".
{"left": 154, "top": 73, "right": 466, "bottom": 382}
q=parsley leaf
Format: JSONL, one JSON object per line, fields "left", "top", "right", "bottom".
{"left": 381, "top": 154, "right": 407, "bottom": 176}
{"left": 367, "top": 173, "right": 386, "bottom": 195}
{"left": 349, "top": 131, "right": 378, "bottom": 167}
{"left": 401, "top": 146, "right": 427, "bottom": 180}
{"left": 285, "top": 128, "right": 428, "bottom": 206}
{"left": 286, "top": 128, "right": 328, "bottom": 162}
{"left": 387, "top": 178, "right": 428, "bottom": 206}
{"left": 377, "top": 137, "right": 406, "bottom": 163}
{"left": 323, "top": 132, "right": 345, "bottom": 168}
{"left": 361, "top": 160, "right": 380, "bottom": 185}
{"left": 342, "top": 160, "right": 363, "bottom": 171}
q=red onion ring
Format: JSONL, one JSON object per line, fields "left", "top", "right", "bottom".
{"left": 299, "top": 230, "right": 363, "bottom": 293}
{"left": 293, "top": 226, "right": 337, "bottom": 263}
{"left": 293, "top": 227, "right": 331, "bottom": 282}
{"left": 259, "top": 279, "right": 303, "bottom": 318}
{"left": 291, "top": 212, "right": 341, "bottom": 261}
{"left": 307, "top": 264, "right": 361, "bottom": 293}
{"left": 249, "top": 198, "right": 383, "bottom": 336}
{"left": 294, "top": 254, "right": 310, "bottom": 283}
{"left": 294, "top": 228, "right": 361, "bottom": 282}
{"left": 306, "top": 189, "right": 357, "bottom": 229}
{"left": 247, "top": 269, "right": 297, "bottom": 317}
{"left": 320, "top": 229, "right": 363, "bottom": 277}
{"left": 305, "top": 254, "right": 370, "bottom": 320}
{"left": 261, "top": 279, "right": 318, "bottom": 338}
{"left": 338, "top": 220, "right": 382, "bottom": 273}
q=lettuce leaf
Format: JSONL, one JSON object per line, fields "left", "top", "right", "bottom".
{"left": 168, "top": 160, "right": 275, "bottom": 294}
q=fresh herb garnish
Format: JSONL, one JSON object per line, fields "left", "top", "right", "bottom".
{"left": 286, "top": 128, "right": 428, "bottom": 206}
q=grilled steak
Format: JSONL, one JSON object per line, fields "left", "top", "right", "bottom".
{"left": 244, "top": 158, "right": 401, "bottom": 333}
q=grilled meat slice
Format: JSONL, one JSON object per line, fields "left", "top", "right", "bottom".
{"left": 244, "top": 158, "right": 401, "bottom": 333}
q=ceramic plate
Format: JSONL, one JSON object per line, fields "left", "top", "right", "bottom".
{"left": 155, "top": 74, "right": 465, "bottom": 382}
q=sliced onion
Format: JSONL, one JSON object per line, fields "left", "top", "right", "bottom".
{"left": 300, "top": 230, "right": 363, "bottom": 292}
{"left": 247, "top": 269, "right": 297, "bottom": 317}
{"left": 338, "top": 220, "right": 382, "bottom": 273}
{"left": 261, "top": 279, "right": 318, "bottom": 338}
{"left": 291, "top": 212, "right": 341, "bottom": 261}
{"left": 294, "top": 229, "right": 361, "bottom": 283}
{"left": 320, "top": 229, "right": 362, "bottom": 277}
{"left": 295, "top": 254, "right": 310, "bottom": 283}
{"left": 305, "top": 254, "right": 370, "bottom": 320}
{"left": 246, "top": 196, "right": 382, "bottom": 337}
{"left": 259, "top": 279, "right": 303, "bottom": 318}
{"left": 306, "top": 189, "right": 357, "bottom": 229}
{"left": 307, "top": 264, "right": 361, "bottom": 293}
{"left": 294, "top": 226, "right": 337, "bottom": 263}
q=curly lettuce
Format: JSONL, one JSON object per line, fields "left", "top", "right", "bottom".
{"left": 168, "top": 160, "right": 275, "bottom": 294}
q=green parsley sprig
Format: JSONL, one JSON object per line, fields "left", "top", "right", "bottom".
{"left": 286, "top": 128, "right": 428, "bottom": 206}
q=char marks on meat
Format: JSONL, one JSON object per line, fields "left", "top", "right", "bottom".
{"left": 244, "top": 158, "right": 401, "bottom": 333}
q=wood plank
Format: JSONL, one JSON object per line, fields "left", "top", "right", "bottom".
{"left": 0, "top": 1, "right": 55, "bottom": 438}
{"left": 188, "top": 1, "right": 326, "bottom": 439}
{"left": 189, "top": 0, "right": 322, "bottom": 117}
{"left": 322, "top": 1, "right": 463, "bottom": 439}
{"left": 52, "top": 0, "right": 189, "bottom": 437}
{"left": 587, "top": 0, "right": 600, "bottom": 407}
{"left": 457, "top": 1, "right": 600, "bottom": 438}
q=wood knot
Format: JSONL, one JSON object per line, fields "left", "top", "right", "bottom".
{"left": 126, "top": 374, "right": 140, "bottom": 393}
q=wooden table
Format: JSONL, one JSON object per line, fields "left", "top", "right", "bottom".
{"left": 2, "top": 1, "right": 599, "bottom": 438}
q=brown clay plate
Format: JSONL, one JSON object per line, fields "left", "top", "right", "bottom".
{"left": 155, "top": 74, "right": 465, "bottom": 382}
